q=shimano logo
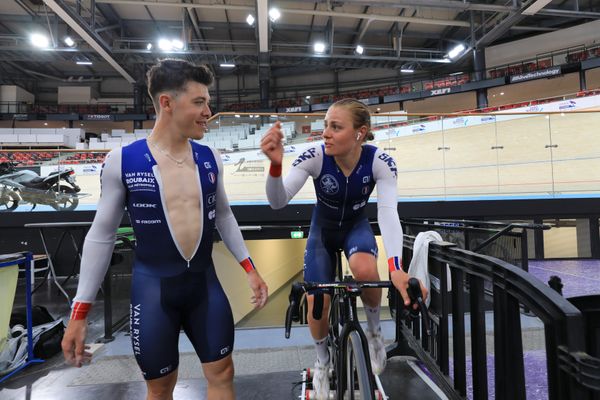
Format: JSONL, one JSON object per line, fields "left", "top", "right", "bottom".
{"left": 133, "top": 203, "right": 157, "bottom": 208}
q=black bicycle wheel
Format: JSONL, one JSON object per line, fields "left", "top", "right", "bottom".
{"left": 344, "top": 330, "right": 374, "bottom": 400}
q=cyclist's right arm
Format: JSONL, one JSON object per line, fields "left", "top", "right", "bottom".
{"left": 62, "top": 148, "right": 126, "bottom": 367}
{"left": 261, "top": 121, "right": 322, "bottom": 209}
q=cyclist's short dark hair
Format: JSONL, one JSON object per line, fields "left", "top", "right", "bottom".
{"left": 330, "top": 98, "right": 374, "bottom": 141}
{"left": 146, "top": 58, "right": 214, "bottom": 108}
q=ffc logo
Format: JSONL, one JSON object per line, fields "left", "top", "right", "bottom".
{"left": 320, "top": 174, "right": 339, "bottom": 195}
{"left": 208, "top": 172, "right": 216, "bottom": 184}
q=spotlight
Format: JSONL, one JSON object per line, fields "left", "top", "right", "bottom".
{"left": 447, "top": 43, "right": 466, "bottom": 59}
{"left": 158, "top": 38, "right": 172, "bottom": 51}
{"left": 355, "top": 45, "right": 364, "bottom": 55}
{"left": 269, "top": 8, "right": 281, "bottom": 22}
{"left": 64, "top": 36, "right": 75, "bottom": 47}
{"left": 30, "top": 33, "right": 49, "bottom": 48}
{"left": 171, "top": 39, "right": 184, "bottom": 50}
{"left": 314, "top": 42, "right": 325, "bottom": 53}
{"left": 246, "top": 14, "right": 255, "bottom": 26}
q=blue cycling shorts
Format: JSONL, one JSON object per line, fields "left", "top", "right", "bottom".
{"left": 129, "top": 265, "right": 234, "bottom": 380}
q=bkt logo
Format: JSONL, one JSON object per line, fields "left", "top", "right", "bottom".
{"left": 207, "top": 193, "right": 216, "bottom": 205}
{"left": 133, "top": 203, "right": 157, "bottom": 208}
{"left": 431, "top": 88, "right": 451, "bottom": 96}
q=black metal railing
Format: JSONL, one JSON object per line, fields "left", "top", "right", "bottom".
{"left": 389, "top": 235, "right": 599, "bottom": 400}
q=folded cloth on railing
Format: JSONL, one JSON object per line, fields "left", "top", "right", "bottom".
{"left": 408, "top": 231, "right": 451, "bottom": 307}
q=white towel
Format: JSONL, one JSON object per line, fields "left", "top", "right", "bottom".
{"left": 408, "top": 231, "right": 452, "bottom": 307}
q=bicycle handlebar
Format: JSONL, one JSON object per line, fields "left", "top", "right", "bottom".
{"left": 284, "top": 278, "right": 430, "bottom": 338}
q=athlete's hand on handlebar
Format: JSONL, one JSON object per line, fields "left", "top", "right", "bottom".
{"left": 260, "top": 121, "right": 284, "bottom": 166}
{"left": 61, "top": 319, "right": 93, "bottom": 367}
{"left": 390, "top": 269, "right": 428, "bottom": 309}
{"left": 247, "top": 270, "right": 269, "bottom": 309}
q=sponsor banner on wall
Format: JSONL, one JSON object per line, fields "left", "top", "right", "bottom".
{"left": 358, "top": 97, "right": 380, "bottom": 106}
{"left": 41, "top": 163, "right": 103, "bottom": 177}
{"left": 83, "top": 114, "right": 114, "bottom": 121}
{"left": 509, "top": 66, "right": 561, "bottom": 84}
{"left": 281, "top": 105, "right": 310, "bottom": 113}
{"left": 428, "top": 87, "right": 454, "bottom": 96}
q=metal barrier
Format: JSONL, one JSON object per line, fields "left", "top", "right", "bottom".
{"left": 389, "top": 235, "right": 599, "bottom": 400}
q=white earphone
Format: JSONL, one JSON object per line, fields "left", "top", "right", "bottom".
{"left": 356, "top": 132, "right": 361, "bottom": 141}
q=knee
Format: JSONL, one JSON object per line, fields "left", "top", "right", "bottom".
{"left": 146, "top": 372, "right": 177, "bottom": 400}
{"left": 204, "top": 358, "right": 234, "bottom": 387}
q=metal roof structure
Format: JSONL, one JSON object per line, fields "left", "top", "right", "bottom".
{"left": 0, "top": 0, "right": 598, "bottom": 100}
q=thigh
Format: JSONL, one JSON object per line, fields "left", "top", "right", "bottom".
{"left": 344, "top": 218, "right": 378, "bottom": 259}
{"left": 130, "top": 271, "right": 181, "bottom": 380}
{"left": 182, "top": 266, "right": 235, "bottom": 363}
{"left": 304, "top": 222, "right": 337, "bottom": 285}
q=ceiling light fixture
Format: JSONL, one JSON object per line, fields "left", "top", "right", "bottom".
{"left": 30, "top": 33, "right": 50, "bottom": 48}
{"left": 269, "top": 8, "right": 281, "bottom": 22}
{"left": 447, "top": 43, "right": 466, "bottom": 59}
{"left": 64, "top": 36, "right": 75, "bottom": 47}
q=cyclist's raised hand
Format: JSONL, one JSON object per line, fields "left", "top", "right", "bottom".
{"left": 390, "top": 269, "right": 428, "bottom": 309}
{"left": 247, "top": 269, "right": 269, "bottom": 309}
{"left": 261, "top": 121, "right": 284, "bottom": 166}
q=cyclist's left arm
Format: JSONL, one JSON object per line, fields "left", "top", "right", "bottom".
{"left": 212, "top": 148, "right": 268, "bottom": 307}
{"left": 372, "top": 149, "right": 418, "bottom": 305}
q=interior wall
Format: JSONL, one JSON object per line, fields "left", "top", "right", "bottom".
{"left": 213, "top": 238, "right": 306, "bottom": 323}
{"left": 488, "top": 72, "right": 580, "bottom": 106}
{"left": 587, "top": 67, "right": 600, "bottom": 89}
{"left": 543, "top": 226, "right": 578, "bottom": 258}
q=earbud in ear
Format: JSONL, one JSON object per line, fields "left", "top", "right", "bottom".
{"left": 356, "top": 132, "right": 361, "bottom": 141}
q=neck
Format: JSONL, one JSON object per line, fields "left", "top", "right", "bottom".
{"left": 335, "top": 144, "right": 362, "bottom": 172}
{"left": 150, "top": 117, "right": 190, "bottom": 153}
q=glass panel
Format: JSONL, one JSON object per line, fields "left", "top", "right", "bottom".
{"left": 393, "top": 116, "right": 446, "bottom": 199}
{"left": 495, "top": 114, "right": 554, "bottom": 196}
{"left": 548, "top": 112, "right": 600, "bottom": 194}
{"left": 442, "top": 115, "right": 500, "bottom": 197}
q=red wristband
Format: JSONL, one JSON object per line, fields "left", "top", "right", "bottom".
{"left": 388, "top": 257, "right": 403, "bottom": 272}
{"left": 70, "top": 302, "right": 91, "bottom": 320}
{"left": 240, "top": 257, "right": 256, "bottom": 273}
{"left": 269, "top": 163, "right": 282, "bottom": 177}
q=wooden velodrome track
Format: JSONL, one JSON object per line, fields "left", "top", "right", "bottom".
{"left": 70, "top": 110, "right": 600, "bottom": 205}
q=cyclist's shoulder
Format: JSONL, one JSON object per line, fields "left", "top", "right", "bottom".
{"left": 291, "top": 144, "right": 323, "bottom": 169}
